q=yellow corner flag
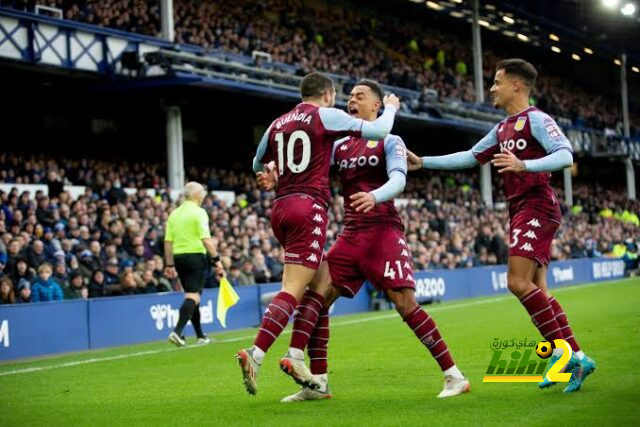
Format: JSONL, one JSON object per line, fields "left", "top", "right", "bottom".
{"left": 216, "top": 276, "right": 240, "bottom": 328}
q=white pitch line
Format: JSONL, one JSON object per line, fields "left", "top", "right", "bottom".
{"left": 0, "top": 280, "right": 612, "bottom": 377}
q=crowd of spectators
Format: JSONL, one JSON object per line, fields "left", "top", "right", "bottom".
{"left": 3, "top": 0, "right": 637, "bottom": 134}
{"left": 1, "top": 153, "right": 638, "bottom": 306}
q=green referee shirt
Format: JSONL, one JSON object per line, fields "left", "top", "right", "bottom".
{"left": 165, "top": 200, "right": 211, "bottom": 255}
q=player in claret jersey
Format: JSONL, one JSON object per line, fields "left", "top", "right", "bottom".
{"left": 236, "top": 72, "right": 400, "bottom": 395}
{"left": 270, "top": 79, "right": 469, "bottom": 402}
{"left": 407, "top": 59, "right": 595, "bottom": 393}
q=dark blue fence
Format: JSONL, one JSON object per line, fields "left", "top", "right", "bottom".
{"left": 0, "top": 257, "right": 626, "bottom": 361}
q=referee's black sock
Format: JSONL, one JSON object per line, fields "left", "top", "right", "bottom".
{"left": 174, "top": 298, "right": 197, "bottom": 336}
{"left": 191, "top": 304, "right": 205, "bottom": 338}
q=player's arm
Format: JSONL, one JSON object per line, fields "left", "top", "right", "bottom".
{"left": 351, "top": 136, "right": 407, "bottom": 213}
{"left": 319, "top": 95, "right": 400, "bottom": 140}
{"left": 407, "top": 124, "right": 499, "bottom": 171}
{"left": 492, "top": 111, "right": 573, "bottom": 173}
{"left": 252, "top": 124, "right": 272, "bottom": 173}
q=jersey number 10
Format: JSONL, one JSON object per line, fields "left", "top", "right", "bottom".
{"left": 275, "top": 131, "right": 311, "bottom": 175}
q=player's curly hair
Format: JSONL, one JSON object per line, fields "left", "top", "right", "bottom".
{"left": 355, "top": 79, "right": 384, "bottom": 101}
{"left": 496, "top": 58, "right": 538, "bottom": 89}
{"left": 300, "top": 72, "right": 334, "bottom": 99}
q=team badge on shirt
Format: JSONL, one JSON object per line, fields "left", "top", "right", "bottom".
{"left": 514, "top": 117, "right": 527, "bottom": 132}
{"left": 366, "top": 140, "right": 379, "bottom": 149}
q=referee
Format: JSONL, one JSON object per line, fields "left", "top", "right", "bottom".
{"left": 165, "top": 181, "right": 224, "bottom": 347}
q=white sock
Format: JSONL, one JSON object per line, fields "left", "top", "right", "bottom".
{"left": 251, "top": 345, "right": 265, "bottom": 364}
{"left": 443, "top": 365, "right": 464, "bottom": 380}
{"left": 552, "top": 347, "right": 563, "bottom": 358}
{"left": 575, "top": 350, "right": 585, "bottom": 360}
{"left": 314, "top": 373, "right": 328, "bottom": 382}
{"left": 288, "top": 347, "right": 305, "bottom": 359}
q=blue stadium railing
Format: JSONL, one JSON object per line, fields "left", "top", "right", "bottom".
{"left": 0, "top": 257, "right": 626, "bottom": 361}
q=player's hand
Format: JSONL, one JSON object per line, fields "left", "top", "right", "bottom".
{"left": 406, "top": 149, "right": 423, "bottom": 171}
{"left": 350, "top": 192, "right": 376, "bottom": 213}
{"left": 164, "top": 266, "right": 177, "bottom": 279}
{"left": 491, "top": 148, "right": 526, "bottom": 173}
{"left": 383, "top": 94, "right": 401, "bottom": 111}
{"left": 257, "top": 161, "right": 278, "bottom": 190}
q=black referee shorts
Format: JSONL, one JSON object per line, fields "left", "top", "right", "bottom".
{"left": 174, "top": 253, "right": 207, "bottom": 293}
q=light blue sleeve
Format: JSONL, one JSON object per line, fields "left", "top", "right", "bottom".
{"left": 319, "top": 105, "right": 398, "bottom": 140}
{"left": 384, "top": 135, "right": 408, "bottom": 176}
{"left": 524, "top": 149, "right": 573, "bottom": 172}
{"left": 422, "top": 150, "right": 478, "bottom": 170}
{"left": 369, "top": 135, "right": 408, "bottom": 203}
{"left": 528, "top": 110, "right": 573, "bottom": 154}
{"left": 331, "top": 137, "right": 350, "bottom": 165}
{"left": 252, "top": 124, "right": 272, "bottom": 173}
{"left": 470, "top": 124, "right": 500, "bottom": 164}
{"left": 370, "top": 170, "right": 406, "bottom": 203}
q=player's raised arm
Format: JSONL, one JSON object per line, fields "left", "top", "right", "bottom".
{"left": 492, "top": 111, "right": 573, "bottom": 174}
{"left": 319, "top": 94, "right": 400, "bottom": 140}
{"left": 351, "top": 135, "right": 408, "bottom": 213}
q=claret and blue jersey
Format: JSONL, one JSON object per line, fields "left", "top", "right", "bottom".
{"left": 472, "top": 106, "right": 573, "bottom": 201}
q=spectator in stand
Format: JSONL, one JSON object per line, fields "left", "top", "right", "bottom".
{"left": 4, "top": 238, "right": 22, "bottom": 275}
{"left": 10, "top": 257, "right": 34, "bottom": 292}
{"left": 228, "top": 265, "right": 241, "bottom": 287}
{"left": 237, "top": 259, "right": 256, "bottom": 285}
{"left": 251, "top": 253, "right": 271, "bottom": 284}
{"left": 16, "top": 279, "right": 31, "bottom": 303}
{"left": 104, "top": 257, "right": 120, "bottom": 285}
{"left": 138, "top": 270, "right": 158, "bottom": 294}
{"left": 46, "top": 170, "right": 64, "bottom": 199}
{"left": 52, "top": 261, "right": 69, "bottom": 289}
{"left": 78, "top": 249, "right": 100, "bottom": 279}
{"left": 65, "top": 271, "right": 88, "bottom": 300}
{"left": 26, "top": 239, "right": 47, "bottom": 269}
{"left": 120, "top": 271, "right": 138, "bottom": 295}
{"left": 88, "top": 269, "right": 107, "bottom": 298}
{"left": 0, "top": 276, "right": 15, "bottom": 304}
{"left": 31, "top": 263, "right": 64, "bottom": 302}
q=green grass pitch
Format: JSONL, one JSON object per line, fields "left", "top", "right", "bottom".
{"left": 1, "top": 278, "right": 638, "bottom": 426}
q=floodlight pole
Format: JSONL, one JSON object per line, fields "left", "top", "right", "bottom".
{"left": 161, "top": 0, "right": 175, "bottom": 42}
{"left": 621, "top": 53, "right": 636, "bottom": 200}
{"left": 161, "top": 0, "right": 184, "bottom": 190}
{"left": 472, "top": 0, "right": 493, "bottom": 208}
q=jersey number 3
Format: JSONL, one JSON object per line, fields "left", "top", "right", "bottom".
{"left": 275, "top": 131, "right": 311, "bottom": 175}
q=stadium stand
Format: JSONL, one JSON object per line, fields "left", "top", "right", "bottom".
{"left": 3, "top": 0, "right": 637, "bottom": 134}
{"left": 0, "top": 153, "right": 638, "bottom": 304}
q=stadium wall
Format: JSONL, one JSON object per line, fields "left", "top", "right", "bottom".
{"left": 0, "top": 257, "right": 625, "bottom": 361}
